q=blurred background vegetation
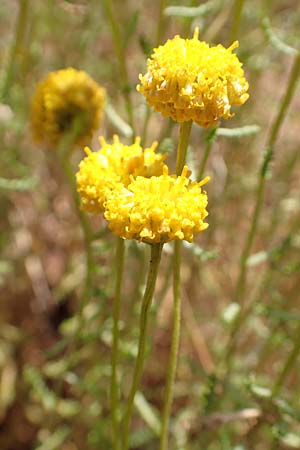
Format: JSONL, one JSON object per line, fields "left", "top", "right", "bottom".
{"left": 0, "top": 0, "right": 300, "bottom": 449}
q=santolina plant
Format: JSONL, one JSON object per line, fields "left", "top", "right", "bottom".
{"left": 76, "top": 137, "right": 210, "bottom": 450}
{"left": 136, "top": 28, "right": 249, "bottom": 450}
{"left": 6, "top": 0, "right": 298, "bottom": 448}
{"left": 31, "top": 28, "right": 249, "bottom": 450}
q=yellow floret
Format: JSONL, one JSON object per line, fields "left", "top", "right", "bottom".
{"left": 104, "top": 165, "right": 209, "bottom": 243}
{"left": 31, "top": 68, "right": 105, "bottom": 147}
{"left": 137, "top": 29, "right": 249, "bottom": 127}
{"left": 76, "top": 135, "right": 167, "bottom": 214}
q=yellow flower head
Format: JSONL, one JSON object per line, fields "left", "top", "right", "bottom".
{"left": 104, "top": 165, "right": 209, "bottom": 243}
{"left": 76, "top": 135, "right": 167, "bottom": 214}
{"left": 137, "top": 29, "right": 249, "bottom": 127}
{"left": 31, "top": 68, "right": 105, "bottom": 147}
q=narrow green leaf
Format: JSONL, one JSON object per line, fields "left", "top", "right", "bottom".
{"left": 35, "top": 426, "right": 70, "bottom": 450}
{"left": 0, "top": 176, "right": 38, "bottom": 192}
{"left": 105, "top": 103, "right": 133, "bottom": 137}
{"left": 123, "top": 10, "right": 139, "bottom": 49}
{"left": 164, "top": 1, "right": 215, "bottom": 17}
{"left": 216, "top": 125, "right": 261, "bottom": 138}
{"left": 183, "top": 241, "right": 218, "bottom": 261}
{"left": 262, "top": 17, "right": 298, "bottom": 57}
{"left": 134, "top": 391, "right": 161, "bottom": 436}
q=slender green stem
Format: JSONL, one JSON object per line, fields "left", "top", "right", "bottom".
{"left": 141, "top": 0, "right": 168, "bottom": 146}
{"left": 175, "top": 121, "right": 192, "bottom": 174}
{"left": 60, "top": 154, "right": 93, "bottom": 282}
{"left": 56, "top": 125, "right": 94, "bottom": 363}
{"left": 229, "top": 0, "right": 246, "bottom": 42}
{"left": 122, "top": 243, "right": 163, "bottom": 450}
{"left": 197, "top": 127, "right": 217, "bottom": 181}
{"left": 102, "top": 0, "right": 135, "bottom": 134}
{"left": 160, "top": 240, "right": 181, "bottom": 450}
{"left": 160, "top": 121, "right": 192, "bottom": 450}
{"left": 224, "top": 51, "right": 300, "bottom": 371}
{"left": 156, "top": 0, "right": 168, "bottom": 45}
{"left": 1, "top": 0, "right": 29, "bottom": 101}
{"left": 111, "top": 237, "right": 125, "bottom": 450}
{"left": 141, "top": 106, "right": 151, "bottom": 146}
{"left": 271, "top": 323, "right": 300, "bottom": 398}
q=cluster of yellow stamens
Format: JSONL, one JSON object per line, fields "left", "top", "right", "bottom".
{"left": 76, "top": 136, "right": 166, "bottom": 214}
{"left": 137, "top": 29, "right": 249, "bottom": 127}
{"left": 31, "top": 68, "right": 105, "bottom": 147}
{"left": 104, "top": 166, "right": 209, "bottom": 243}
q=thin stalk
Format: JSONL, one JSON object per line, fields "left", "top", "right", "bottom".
{"left": 1, "top": 0, "right": 29, "bottom": 101}
{"left": 160, "top": 121, "right": 192, "bottom": 450}
{"left": 175, "top": 121, "right": 193, "bottom": 174}
{"left": 102, "top": 0, "right": 135, "bottom": 134}
{"left": 197, "top": 127, "right": 217, "bottom": 181}
{"left": 225, "top": 52, "right": 300, "bottom": 371}
{"left": 160, "top": 240, "right": 181, "bottom": 450}
{"left": 271, "top": 323, "right": 300, "bottom": 398}
{"left": 56, "top": 123, "right": 94, "bottom": 363}
{"left": 141, "top": 106, "right": 151, "bottom": 146}
{"left": 141, "top": 0, "right": 168, "bottom": 146}
{"left": 156, "top": 0, "right": 168, "bottom": 45}
{"left": 60, "top": 155, "right": 93, "bottom": 291}
{"left": 111, "top": 237, "right": 125, "bottom": 450}
{"left": 229, "top": 0, "right": 246, "bottom": 42}
{"left": 122, "top": 243, "right": 163, "bottom": 450}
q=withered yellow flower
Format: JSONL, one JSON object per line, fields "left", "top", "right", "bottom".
{"left": 137, "top": 29, "right": 249, "bottom": 127}
{"left": 31, "top": 68, "right": 105, "bottom": 147}
{"left": 76, "top": 135, "right": 167, "bottom": 214}
{"left": 104, "top": 166, "right": 209, "bottom": 243}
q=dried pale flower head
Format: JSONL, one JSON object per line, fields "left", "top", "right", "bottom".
{"left": 137, "top": 29, "right": 249, "bottom": 127}
{"left": 76, "top": 135, "right": 167, "bottom": 214}
{"left": 31, "top": 68, "right": 105, "bottom": 147}
{"left": 104, "top": 165, "right": 209, "bottom": 243}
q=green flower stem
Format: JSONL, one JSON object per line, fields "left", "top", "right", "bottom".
{"left": 122, "top": 242, "right": 163, "bottom": 450}
{"left": 224, "top": 51, "right": 300, "bottom": 370}
{"left": 156, "top": 0, "right": 168, "bottom": 46}
{"left": 175, "top": 121, "right": 193, "bottom": 174}
{"left": 229, "top": 0, "right": 246, "bottom": 42}
{"left": 102, "top": 0, "right": 135, "bottom": 134}
{"left": 271, "top": 322, "right": 300, "bottom": 398}
{"left": 1, "top": 0, "right": 29, "bottom": 101}
{"left": 160, "top": 240, "right": 181, "bottom": 450}
{"left": 111, "top": 237, "right": 125, "bottom": 450}
{"left": 141, "top": 0, "right": 168, "bottom": 147}
{"left": 56, "top": 123, "right": 94, "bottom": 365}
{"left": 197, "top": 127, "right": 217, "bottom": 181}
{"left": 60, "top": 153, "right": 93, "bottom": 296}
{"left": 160, "top": 121, "right": 192, "bottom": 450}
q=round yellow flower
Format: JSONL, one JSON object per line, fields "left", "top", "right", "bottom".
{"left": 104, "top": 165, "right": 209, "bottom": 243}
{"left": 31, "top": 68, "right": 105, "bottom": 147}
{"left": 76, "top": 135, "right": 167, "bottom": 214}
{"left": 137, "top": 30, "right": 249, "bottom": 127}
